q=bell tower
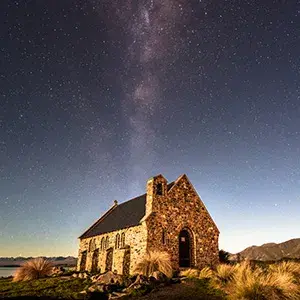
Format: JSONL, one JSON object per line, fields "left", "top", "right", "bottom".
{"left": 145, "top": 174, "right": 167, "bottom": 216}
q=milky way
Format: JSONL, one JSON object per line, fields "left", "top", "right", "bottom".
{"left": 1, "top": 0, "right": 300, "bottom": 256}
{"left": 111, "top": 0, "right": 193, "bottom": 185}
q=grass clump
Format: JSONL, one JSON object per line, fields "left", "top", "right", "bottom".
{"left": 205, "top": 261, "right": 300, "bottom": 300}
{"left": 180, "top": 268, "right": 199, "bottom": 278}
{"left": 13, "top": 257, "right": 53, "bottom": 282}
{"left": 228, "top": 262, "right": 270, "bottom": 299}
{"left": 269, "top": 261, "right": 300, "bottom": 281}
{"left": 211, "top": 264, "right": 236, "bottom": 289}
{"left": 134, "top": 250, "right": 173, "bottom": 278}
{"left": 198, "top": 267, "right": 214, "bottom": 279}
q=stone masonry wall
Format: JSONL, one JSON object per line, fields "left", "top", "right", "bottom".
{"left": 77, "top": 222, "right": 147, "bottom": 274}
{"left": 145, "top": 174, "right": 219, "bottom": 270}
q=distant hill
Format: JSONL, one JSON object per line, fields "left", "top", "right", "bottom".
{"left": 231, "top": 238, "right": 300, "bottom": 261}
{"left": 0, "top": 256, "right": 77, "bottom": 267}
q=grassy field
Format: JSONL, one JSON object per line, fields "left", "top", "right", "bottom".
{"left": 2, "top": 260, "right": 300, "bottom": 299}
{"left": 0, "top": 276, "right": 92, "bottom": 299}
{"left": 0, "top": 276, "right": 224, "bottom": 300}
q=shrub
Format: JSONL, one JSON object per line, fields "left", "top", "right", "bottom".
{"left": 198, "top": 267, "right": 213, "bottom": 279}
{"left": 219, "top": 250, "right": 230, "bottom": 264}
{"left": 134, "top": 250, "right": 172, "bottom": 278}
{"left": 13, "top": 258, "right": 53, "bottom": 282}
{"left": 180, "top": 268, "right": 199, "bottom": 278}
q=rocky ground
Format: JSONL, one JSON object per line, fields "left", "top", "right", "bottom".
{"left": 0, "top": 268, "right": 225, "bottom": 299}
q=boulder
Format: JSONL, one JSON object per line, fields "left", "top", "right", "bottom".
{"left": 149, "top": 271, "right": 167, "bottom": 282}
{"left": 51, "top": 266, "right": 64, "bottom": 276}
{"left": 122, "top": 274, "right": 150, "bottom": 294}
{"left": 78, "top": 272, "right": 89, "bottom": 279}
{"left": 93, "top": 271, "right": 124, "bottom": 285}
{"left": 88, "top": 284, "right": 105, "bottom": 293}
{"left": 170, "top": 277, "right": 181, "bottom": 284}
{"left": 109, "top": 291, "right": 129, "bottom": 299}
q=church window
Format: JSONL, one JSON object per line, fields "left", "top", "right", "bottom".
{"left": 115, "top": 234, "right": 120, "bottom": 249}
{"left": 156, "top": 183, "right": 163, "bottom": 195}
{"left": 101, "top": 237, "right": 105, "bottom": 251}
{"left": 89, "top": 239, "right": 96, "bottom": 252}
{"left": 106, "top": 236, "right": 109, "bottom": 249}
{"left": 121, "top": 232, "right": 125, "bottom": 247}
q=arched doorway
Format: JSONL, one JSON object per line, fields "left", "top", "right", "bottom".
{"left": 179, "top": 229, "right": 191, "bottom": 267}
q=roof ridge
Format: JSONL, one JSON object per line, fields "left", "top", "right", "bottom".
{"left": 78, "top": 202, "right": 118, "bottom": 239}
{"left": 117, "top": 192, "right": 146, "bottom": 206}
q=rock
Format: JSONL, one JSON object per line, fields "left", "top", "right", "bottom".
{"left": 78, "top": 272, "right": 89, "bottom": 279}
{"left": 170, "top": 277, "right": 181, "bottom": 284}
{"left": 109, "top": 291, "right": 128, "bottom": 299}
{"left": 72, "top": 273, "right": 78, "bottom": 278}
{"left": 123, "top": 274, "right": 150, "bottom": 294}
{"left": 94, "top": 271, "right": 124, "bottom": 285}
{"left": 51, "top": 266, "right": 64, "bottom": 276}
{"left": 150, "top": 271, "right": 167, "bottom": 282}
{"left": 88, "top": 284, "right": 105, "bottom": 293}
{"left": 91, "top": 275, "right": 97, "bottom": 281}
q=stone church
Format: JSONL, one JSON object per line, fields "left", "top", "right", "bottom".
{"left": 77, "top": 174, "right": 219, "bottom": 275}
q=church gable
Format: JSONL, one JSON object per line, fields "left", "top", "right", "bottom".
{"left": 145, "top": 174, "right": 219, "bottom": 269}
{"left": 167, "top": 174, "right": 219, "bottom": 232}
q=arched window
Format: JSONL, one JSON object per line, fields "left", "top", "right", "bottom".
{"left": 106, "top": 236, "right": 109, "bottom": 249}
{"left": 89, "top": 239, "right": 96, "bottom": 252}
{"left": 162, "top": 229, "right": 166, "bottom": 245}
{"left": 156, "top": 183, "right": 163, "bottom": 195}
{"left": 100, "top": 237, "right": 105, "bottom": 251}
{"left": 115, "top": 234, "right": 120, "bottom": 249}
{"left": 121, "top": 233, "right": 125, "bottom": 248}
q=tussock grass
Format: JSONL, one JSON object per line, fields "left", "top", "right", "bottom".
{"left": 228, "top": 262, "right": 270, "bottom": 299}
{"left": 134, "top": 250, "right": 173, "bottom": 278}
{"left": 205, "top": 261, "right": 300, "bottom": 300}
{"left": 269, "top": 261, "right": 300, "bottom": 280}
{"left": 211, "top": 264, "right": 237, "bottom": 289}
{"left": 268, "top": 270, "right": 300, "bottom": 300}
{"left": 13, "top": 258, "right": 53, "bottom": 282}
{"left": 180, "top": 268, "right": 199, "bottom": 278}
{"left": 198, "top": 267, "right": 213, "bottom": 279}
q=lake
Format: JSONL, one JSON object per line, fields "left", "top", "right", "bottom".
{"left": 0, "top": 267, "right": 18, "bottom": 278}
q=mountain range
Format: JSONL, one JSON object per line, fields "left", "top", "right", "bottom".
{"left": 0, "top": 256, "right": 77, "bottom": 267}
{"left": 231, "top": 238, "right": 300, "bottom": 261}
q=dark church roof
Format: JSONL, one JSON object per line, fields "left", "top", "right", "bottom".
{"left": 79, "top": 182, "right": 175, "bottom": 239}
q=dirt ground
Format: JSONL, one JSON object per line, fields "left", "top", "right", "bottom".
{"left": 134, "top": 280, "right": 225, "bottom": 300}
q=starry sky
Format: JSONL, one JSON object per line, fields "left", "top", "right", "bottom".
{"left": 1, "top": 0, "right": 299, "bottom": 257}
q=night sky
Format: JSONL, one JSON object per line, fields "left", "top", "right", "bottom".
{"left": 1, "top": 0, "right": 299, "bottom": 257}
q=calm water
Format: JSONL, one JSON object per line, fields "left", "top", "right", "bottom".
{"left": 0, "top": 267, "right": 18, "bottom": 278}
